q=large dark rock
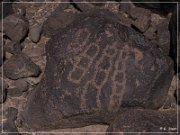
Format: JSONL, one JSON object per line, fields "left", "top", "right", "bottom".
{"left": 20, "top": 10, "right": 174, "bottom": 131}
{"left": 4, "top": 53, "right": 41, "bottom": 80}
{"left": 106, "top": 109, "right": 178, "bottom": 133}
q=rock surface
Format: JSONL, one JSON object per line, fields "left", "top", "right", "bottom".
{"left": 106, "top": 109, "right": 178, "bottom": 133}
{"left": 4, "top": 53, "right": 41, "bottom": 80}
{"left": 19, "top": 10, "right": 174, "bottom": 131}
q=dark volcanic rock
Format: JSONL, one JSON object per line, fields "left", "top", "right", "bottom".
{"left": 106, "top": 109, "right": 177, "bottom": 133}
{"left": 4, "top": 53, "right": 41, "bottom": 80}
{"left": 2, "top": 14, "right": 28, "bottom": 42}
{"left": 20, "top": 10, "right": 174, "bottom": 131}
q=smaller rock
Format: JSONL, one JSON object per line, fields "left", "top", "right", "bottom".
{"left": 29, "top": 23, "right": 42, "bottom": 43}
{"left": 4, "top": 40, "right": 25, "bottom": 54}
{"left": 0, "top": 77, "right": 8, "bottom": 104}
{"left": 8, "top": 79, "right": 28, "bottom": 97}
{"left": 4, "top": 40, "right": 15, "bottom": 54}
{"left": 5, "top": 52, "right": 13, "bottom": 59}
{"left": 2, "top": 14, "right": 28, "bottom": 42}
{"left": 4, "top": 53, "right": 41, "bottom": 80}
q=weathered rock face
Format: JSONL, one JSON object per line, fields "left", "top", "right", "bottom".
{"left": 106, "top": 109, "right": 178, "bottom": 133}
{"left": 20, "top": 10, "right": 174, "bottom": 131}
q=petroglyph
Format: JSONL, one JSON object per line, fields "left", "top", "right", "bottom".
{"left": 20, "top": 10, "right": 174, "bottom": 131}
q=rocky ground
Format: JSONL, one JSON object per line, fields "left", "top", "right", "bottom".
{"left": 0, "top": 0, "right": 179, "bottom": 135}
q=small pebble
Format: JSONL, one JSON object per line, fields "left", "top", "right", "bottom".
{"left": 29, "top": 24, "right": 42, "bottom": 43}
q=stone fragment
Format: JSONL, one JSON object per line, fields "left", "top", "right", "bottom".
{"left": 4, "top": 53, "right": 41, "bottom": 80}
{"left": 29, "top": 23, "right": 42, "bottom": 43}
